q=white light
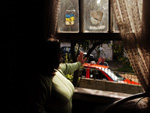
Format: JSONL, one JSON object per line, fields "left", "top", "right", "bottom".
{"left": 97, "top": 0, "right": 101, "bottom": 4}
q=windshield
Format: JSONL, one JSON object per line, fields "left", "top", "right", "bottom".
{"left": 97, "top": 67, "right": 125, "bottom": 81}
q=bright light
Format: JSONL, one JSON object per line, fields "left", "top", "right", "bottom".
{"left": 97, "top": 0, "right": 101, "bottom": 4}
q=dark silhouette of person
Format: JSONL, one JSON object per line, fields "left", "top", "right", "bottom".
{"left": 26, "top": 38, "right": 87, "bottom": 113}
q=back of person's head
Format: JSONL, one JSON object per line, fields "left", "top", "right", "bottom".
{"left": 30, "top": 38, "right": 60, "bottom": 77}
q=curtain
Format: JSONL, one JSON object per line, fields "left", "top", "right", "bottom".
{"left": 112, "top": 0, "right": 149, "bottom": 95}
{"left": 48, "top": 0, "right": 60, "bottom": 37}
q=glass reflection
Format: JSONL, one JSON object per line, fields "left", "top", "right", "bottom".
{"left": 82, "top": 0, "right": 109, "bottom": 33}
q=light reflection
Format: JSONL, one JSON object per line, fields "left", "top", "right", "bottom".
{"left": 97, "top": 0, "right": 101, "bottom": 4}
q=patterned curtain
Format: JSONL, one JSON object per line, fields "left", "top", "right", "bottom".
{"left": 49, "top": 0, "right": 60, "bottom": 37}
{"left": 112, "top": 0, "right": 149, "bottom": 95}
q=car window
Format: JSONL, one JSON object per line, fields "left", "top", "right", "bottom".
{"left": 113, "top": 71, "right": 125, "bottom": 81}
{"left": 82, "top": 68, "right": 86, "bottom": 76}
{"left": 90, "top": 68, "right": 108, "bottom": 80}
{"left": 98, "top": 67, "right": 124, "bottom": 81}
{"left": 81, "top": 68, "right": 86, "bottom": 78}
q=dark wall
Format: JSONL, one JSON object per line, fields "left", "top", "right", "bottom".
{"left": 2, "top": 1, "right": 48, "bottom": 39}
{"left": 2, "top": 1, "right": 50, "bottom": 113}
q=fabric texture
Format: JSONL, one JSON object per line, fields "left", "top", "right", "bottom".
{"left": 27, "top": 62, "right": 81, "bottom": 113}
{"left": 112, "top": 0, "right": 149, "bottom": 94}
{"left": 112, "top": 0, "right": 150, "bottom": 107}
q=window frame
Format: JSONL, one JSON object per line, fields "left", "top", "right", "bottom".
{"left": 56, "top": 0, "right": 121, "bottom": 41}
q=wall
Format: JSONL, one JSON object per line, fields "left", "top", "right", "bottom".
{"left": 79, "top": 78, "right": 143, "bottom": 94}
{"left": 2, "top": 1, "right": 49, "bottom": 113}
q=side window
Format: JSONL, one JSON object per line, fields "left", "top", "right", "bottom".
{"left": 98, "top": 70, "right": 108, "bottom": 80}
{"left": 90, "top": 68, "right": 108, "bottom": 80}
{"left": 81, "top": 68, "right": 86, "bottom": 78}
{"left": 90, "top": 68, "right": 95, "bottom": 78}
